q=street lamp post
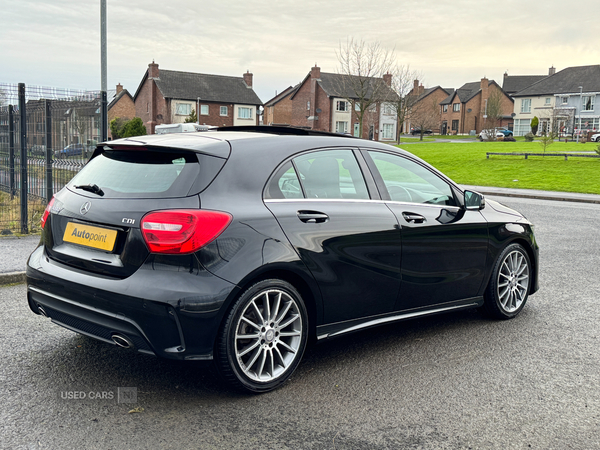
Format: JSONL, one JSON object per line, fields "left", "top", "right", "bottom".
{"left": 577, "top": 86, "right": 583, "bottom": 143}
{"left": 100, "top": 0, "right": 108, "bottom": 142}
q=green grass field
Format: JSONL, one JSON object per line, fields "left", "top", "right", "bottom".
{"left": 396, "top": 141, "right": 600, "bottom": 194}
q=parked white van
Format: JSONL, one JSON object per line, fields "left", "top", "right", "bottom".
{"left": 155, "top": 123, "right": 212, "bottom": 134}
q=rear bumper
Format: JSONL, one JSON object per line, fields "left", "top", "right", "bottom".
{"left": 26, "top": 246, "right": 238, "bottom": 360}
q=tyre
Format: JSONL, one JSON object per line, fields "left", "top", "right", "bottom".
{"left": 215, "top": 279, "right": 308, "bottom": 393}
{"left": 483, "top": 243, "right": 531, "bottom": 319}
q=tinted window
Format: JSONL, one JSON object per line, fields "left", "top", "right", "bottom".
{"left": 265, "top": 161, "right": 303, "bottom": 199}
{"left": 67, "top": 150, "right": 200, "bottom": 199}
{"left": 293, "top": 150, "right": 369, "bottom": 200}
{"left": 369, "top": 151, "right": 457, "bottom": 206}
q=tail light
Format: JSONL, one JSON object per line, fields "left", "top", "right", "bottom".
{"left": 140, "top": 210, "right": 232, "bottom": 254}
{"left": 41, "top": 197, "right": 55, "bottom": 229}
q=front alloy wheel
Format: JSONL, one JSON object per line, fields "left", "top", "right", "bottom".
{"left": 483, "top": 243, "right": 531, "bottom": 319}
{"left": 216, "top": 279, "right": 308, "bottom": 393}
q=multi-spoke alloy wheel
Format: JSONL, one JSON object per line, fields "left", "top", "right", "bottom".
{"left": 497, "top": 249, "right": 530, "bottom": 313}
{"left": 216, "top": 279, "right": 308, "bottom": 393}
{"left": 484, "top": 243, "right": 531, "bottom": 319}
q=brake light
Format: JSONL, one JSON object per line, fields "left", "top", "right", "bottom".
{"left": 140, "top": 210, "right": 232, "bottom": 254}
{"left": 41, "top": 197, "right": 55, "bottom": 229}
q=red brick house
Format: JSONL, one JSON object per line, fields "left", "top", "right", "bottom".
{"left": 134, "top": 62, "right": 263, "bottom": 134}
{"left": 404, "top": 80, "right": 453, "bottom": 134}
{"left": 264, "top": 85, "right": 297, "bottom": 126}
{"left": 108, "top": 83, "right": 135, "bottom": 139}
{"left": 439, "top": 78, "right": 514, "bottom": 135}
{"left": 289, "top": 66, "right": 398, "bottom": 141}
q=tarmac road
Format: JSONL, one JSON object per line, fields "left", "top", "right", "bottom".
{"left": 1, "top": 196, "right": 599, "bottom": 449}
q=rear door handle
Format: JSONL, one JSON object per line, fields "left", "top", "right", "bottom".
{"left": 402, "top": 212, "right": 426, "bottom": 224}
{"left": 297, "top": 211, "right": 330, "bottom": 223}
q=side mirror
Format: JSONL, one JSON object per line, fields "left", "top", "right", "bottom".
{"left": 464, "top": 190, "right": 485, "bottom": 210}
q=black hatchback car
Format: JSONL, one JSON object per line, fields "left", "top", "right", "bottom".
{"left": 27, "top": 126, "right": 539, "bottom": 393}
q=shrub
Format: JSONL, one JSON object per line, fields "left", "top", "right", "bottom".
{"left": 121, "top": 118, "right": 147, "bottom": 138}
{"left": 530, "top": 116, "right": 539, "bottom": 135}
{"left": 524, "top": 133, "right": 535, "bottom": 142}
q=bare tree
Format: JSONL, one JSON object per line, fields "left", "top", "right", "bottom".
{"left": 71, "top": 109, "right": 88, "bottom": 145}
{"left": 410, "top": 95, "right": 440, "bottom": 141}
{"left": 336, "top": 38, "right": 395, "bottom": 138}
{"left": 388, "top": 65, "right": 421, "bottom": 142}
{"left": 481, "top": 88, "right": 504, "bottom": 141}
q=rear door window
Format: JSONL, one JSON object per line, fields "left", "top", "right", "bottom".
{"left": 293, "top": 149, "right": 369, "bottom": 200}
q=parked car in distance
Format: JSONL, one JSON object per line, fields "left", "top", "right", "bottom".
{"left": 155, "top": 123, "right": 215, "bottom": 134}
{"left": 479, "top": 128, "right": 514, "bottom": 141}
{"left": 27, "top": 126, "right": 539, "bottom": 393}
{"left": 590, "top": 133, "right": 600, "bottom": 142}
{"left": 29, "top": 145, "right": 46, "bottom": 156}
{"left": 411, "top": 127, "right": 432, "bottom": 135}
{"left": 54, "top": 143, "right": 92, "bottom": 157}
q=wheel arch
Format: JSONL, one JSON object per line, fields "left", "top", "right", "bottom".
{"left": 220, "top": 265, "right": 322, "bottom": 341}
{"left": 508, "top": 237, "right": 538, "bottom": 295}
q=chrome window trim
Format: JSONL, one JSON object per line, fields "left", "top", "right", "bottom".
{"left": 264, "top": 198, "right": 461, "bottom": 210}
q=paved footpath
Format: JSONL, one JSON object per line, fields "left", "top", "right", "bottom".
{"left": 1, "top": 186, "right": 599, "bottom": 285}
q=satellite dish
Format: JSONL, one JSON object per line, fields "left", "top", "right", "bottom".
{"left": 511, "top": 113, "right": 516, "bottom": 117}
{"left": 316, "top": 108, "right": 322, "bottom": 113}
{"left": 467, "top": 108, "right": 472, "bottom": 113}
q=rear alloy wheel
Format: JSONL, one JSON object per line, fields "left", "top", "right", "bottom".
{"left": 216, "top": 279, "right": 308, "bottom": 393}
{"left": 483, "top": 243, "right": 531, "bottom": 319}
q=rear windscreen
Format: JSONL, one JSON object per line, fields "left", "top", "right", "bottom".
{"left": 67, "top": 150, "right": 201, "bottom": 198}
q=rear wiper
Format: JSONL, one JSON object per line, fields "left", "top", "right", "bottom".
{"left": 74, "top": 183, "right": 104, "bottom": 196}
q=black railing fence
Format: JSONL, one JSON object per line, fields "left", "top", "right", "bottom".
{"left": 0, "top": 83, "right": 101, "bottom": 234}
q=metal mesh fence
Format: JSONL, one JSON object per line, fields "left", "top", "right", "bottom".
{"left": 0, "top": 83, "right": 100, "bottom": 234}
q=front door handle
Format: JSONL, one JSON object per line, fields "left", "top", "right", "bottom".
{"left": 402, "top": 212, "right": 426, "bottom": 224}
{"left": 297, "top": 211, "right": 329, "bottom": 223}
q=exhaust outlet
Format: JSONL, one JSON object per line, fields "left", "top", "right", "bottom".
{"left": 37, "top": 305, "right": 48, "bottom": 318}
{"left": 111, "top": 333, "right": 133, "bottom": 349}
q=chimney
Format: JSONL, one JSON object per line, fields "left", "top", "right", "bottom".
{"left": 504, "top": 71, "right": 509, "bottom": 79}
{"left": 480, "top": 77, "right": 489, "bottom": 105}
{"left": 116, "top": 83, "right": 123, "bottom": 94}
{"left": 148, "top": 61, "right": 159, "bottom": 78}
{"left": 383, "top": 73, "right": 392, "bottom": 87}
{"left": 311, "top": 65, "right": 321, "bottom": 79}
{"left": 413, "top": 79, "right": 419, "bottom": 92}
{"left": 243, "top": 70, "right": 253, "bottom": 88}
{"left": 549, "top": 66, "right": 556, "bottom": 76}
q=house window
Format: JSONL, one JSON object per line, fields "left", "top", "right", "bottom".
{"left": 442, "top": 104, "right": 448, "bottom": 113}
{"left": 307, "top": 101, "right": 310, "bottom": 110}
{"left": 545, "top": 97, "right": 552, "bottom": 105}
{"left": 561, "top": 97, "right": 568, "bottom": 105}
{"left": 220, "top": 106, "right": 228, "bottom": 116}
{"left": 453, "top": 103, "right": 460, "bottom": 112}
{"left": 382, "top": 123, "right": 394, "bottom": 139}
{"left": 579, "top": 118, "right": 599, "bottom": 130}
{"left": 336, "top": 100, "right": 349, "bottom": 112}
{"left": 355, "top": 102, "right": 360, "bottom": 111}
{"left": 521, "top": 99, "right": 531, "bottom": 113}
{"left": 514, "top": 119, "right": 531, "bottom": 136}
{"left": 335, "top": 121, "right": 348, "bottom": 134}
{"left": 176, "top": 103, "right": 192, "bottom": 115}
{"left": 451, "top": 119, "right": 459, "bottom": 131}
{"left": 238, "top": 107, "right": 252, "bottom": 119}
{"left": 200, "top": 105, "right": 209, "bottom": 115}
{"left": 582, "top": 96, "right": 594, "bottom": 111}
{"left": 382, "top": 104, "right": 393, "bottom": 115}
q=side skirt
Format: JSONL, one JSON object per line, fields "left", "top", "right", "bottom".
{"left": 316, "top": 297, "right": 484, "bottom": 340}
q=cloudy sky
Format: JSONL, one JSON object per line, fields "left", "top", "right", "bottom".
{"left": 2, "top": 0, "right": 599, "bottom": 103}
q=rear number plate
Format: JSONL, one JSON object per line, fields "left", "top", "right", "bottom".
{"left": 63, "top": 222, "right": 118, "bottom": 251}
